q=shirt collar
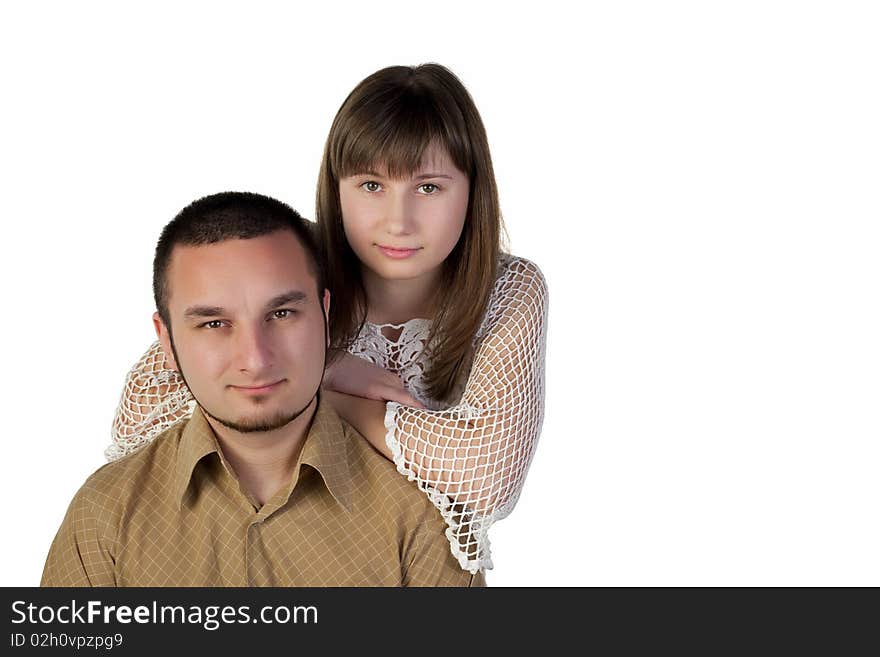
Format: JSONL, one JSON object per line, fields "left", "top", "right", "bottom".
{"left": 296, "top": 393, "right": 354, "bottom": 512}
{"left": 174, "top": 394, "right": 353, "bottom": 513}
{"left": 173, "top": 406, "right": 218, "bottom": 508}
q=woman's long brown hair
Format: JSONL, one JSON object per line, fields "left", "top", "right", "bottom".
{"left": 316, "top": 63, "right": 504, "bottom": 402}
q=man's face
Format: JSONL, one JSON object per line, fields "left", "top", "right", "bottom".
{"left": 154, "top": 230, "right": 330, "bottom": 434}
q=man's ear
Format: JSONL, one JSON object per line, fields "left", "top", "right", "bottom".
{"left": 322, "top": 289, "right": 331, "bottom": 349}
{"left": 153, "top": 312, "right": 179, "bottom": 372}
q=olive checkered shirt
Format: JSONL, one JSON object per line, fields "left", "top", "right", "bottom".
{"left": 42, "top": 396, "right": 485, "bottom": 587}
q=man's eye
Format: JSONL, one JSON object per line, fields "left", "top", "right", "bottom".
{"left": 417, "top": 183, "right": 439, "bottom": 195}
{"left": 272, "top": 309, "right": 296, "bottom": 319}
{"left": 201, "top": 320, "right": 225, "bottom": 329}
{"left": 361, "top": 181, "right": 382, "bottom": 192}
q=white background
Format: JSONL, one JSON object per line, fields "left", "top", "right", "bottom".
{"left": 1, "top": 1, "right": 877, "bottom": 586}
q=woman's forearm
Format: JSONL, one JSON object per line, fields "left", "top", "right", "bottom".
{"left": 322, "top": 389, "right": 537, "bottom": 516}
{"left": 321, "top": 388, "right": 392, "bottom": 459}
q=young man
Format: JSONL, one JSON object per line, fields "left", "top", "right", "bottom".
{"left": 41, "top": 192, "right": 484, "bottom": 586}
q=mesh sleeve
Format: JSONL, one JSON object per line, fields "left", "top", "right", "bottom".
{"left": 384, "top": 257, "right": 548, "bottom": 572}
{"left": 105, "top": 341, "right": 194, "bottom": 461}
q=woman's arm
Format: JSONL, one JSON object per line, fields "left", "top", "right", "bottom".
{"left": 106, "top": 341, "right": 193, "bottom": 461}
{"left": 329, "top": 258, "right": 548, "bottom": 524}
{"left": 316, "top": 351, "right": 427, "bottom": 458}
{"left": 323, "top": 351, "right": 424, "bottom": 410}
{"left": 391, "top": 258, "right": 548, "bottom": 517}
{"left": 320, "top": 389, "right": 392, "bottom": 458}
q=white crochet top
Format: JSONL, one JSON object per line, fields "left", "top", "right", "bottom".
{"left": 108, "top": 253, "right": 548, "bottom": 573}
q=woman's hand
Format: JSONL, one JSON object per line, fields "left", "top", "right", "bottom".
{"left": 323, "top": 352, "right": 424, "bottom": 408}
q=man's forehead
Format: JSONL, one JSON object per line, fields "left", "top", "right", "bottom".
{"left": 168, "top": 232, "right": 308, "bottom": 272}
{"left": 165, "top": 233, "right": 317, "bottom": 308}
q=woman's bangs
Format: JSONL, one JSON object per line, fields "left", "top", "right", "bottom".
{"left": 334, "top": 99, "right": 470, "bottom": 180}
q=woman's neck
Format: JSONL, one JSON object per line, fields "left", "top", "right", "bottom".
{"left": 362, "top": 267, "right": 440, "bottom": 325}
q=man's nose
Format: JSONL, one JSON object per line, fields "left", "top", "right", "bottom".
{"left": 385, "top": 191, "right": 414, "bottom": 236}
{"left": 235, "top": 324, "right": 274, "bottom": 373}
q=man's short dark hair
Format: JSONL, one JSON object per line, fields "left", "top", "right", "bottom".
{"left": 154, "top": 192, "right": 324, "bottom": 327}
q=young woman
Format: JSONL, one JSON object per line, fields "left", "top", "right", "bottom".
{"left": 109, "top": 64, "right": 548, "bottom": 573}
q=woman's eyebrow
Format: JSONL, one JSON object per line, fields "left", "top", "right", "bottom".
{"left": 414, "top": 173, "right": 454, "bottom": 180}
{"left": 349, "top": 171, "right": 454, "bottom": 181}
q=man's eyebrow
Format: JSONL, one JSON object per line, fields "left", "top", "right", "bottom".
{"left": 183, "top": 305, "right": 226, "bottom": 319}
{"left": 181, "top": 292, "right": 307, "bottom": 320}
{"left": 265, "top": 290, "right": 307, "bottom": 309}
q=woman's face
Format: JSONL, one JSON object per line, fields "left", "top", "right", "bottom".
{"left": 339, "top": 143, "right": 469, "bottom": 288}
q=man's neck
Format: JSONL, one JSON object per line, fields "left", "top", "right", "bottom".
{"left": 204, "top": 396, "right": 318, "bottom": 507}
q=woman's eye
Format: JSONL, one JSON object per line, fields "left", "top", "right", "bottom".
{"left": 418, "top": 183, "right": 439, "bottom": 195}
{"left": 361, "top": 181, "right": 381, "bottom": 192}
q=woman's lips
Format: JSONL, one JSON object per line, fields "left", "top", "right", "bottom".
{"left": 376, "top": 245, "right": 421, "bottom": 259}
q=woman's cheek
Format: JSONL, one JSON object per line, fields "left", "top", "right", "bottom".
{"left": 343, "top": 221, "right": 372, "bottom": 261}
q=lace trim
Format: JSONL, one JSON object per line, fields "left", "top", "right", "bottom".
{"left": 383, "top": 402, "right": 492, "bottom": 573}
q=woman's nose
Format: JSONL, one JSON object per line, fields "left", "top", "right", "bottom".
{"left": 384, "top": 191, "right": 414, "bottom": 236}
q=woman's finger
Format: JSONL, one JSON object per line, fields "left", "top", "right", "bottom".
{"left": 382, "top": 386, "right": 425, "bottom": 409}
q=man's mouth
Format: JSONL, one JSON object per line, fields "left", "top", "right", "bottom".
{"left": 229, "top": 380, "right": 285, "bottom": 394}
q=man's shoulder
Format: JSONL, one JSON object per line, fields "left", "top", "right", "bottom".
{"left": 335, "top": 416, "right": 435, "bottom": 517}
{"left": 332, "top": 415, "right": 484, "bottom": 587}
{"left": 77, "top": 419, "right": 188, "bottom": 511}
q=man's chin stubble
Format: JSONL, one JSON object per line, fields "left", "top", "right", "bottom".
{"left": 201, "top": 397, "right": 315, "bottom": 434}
